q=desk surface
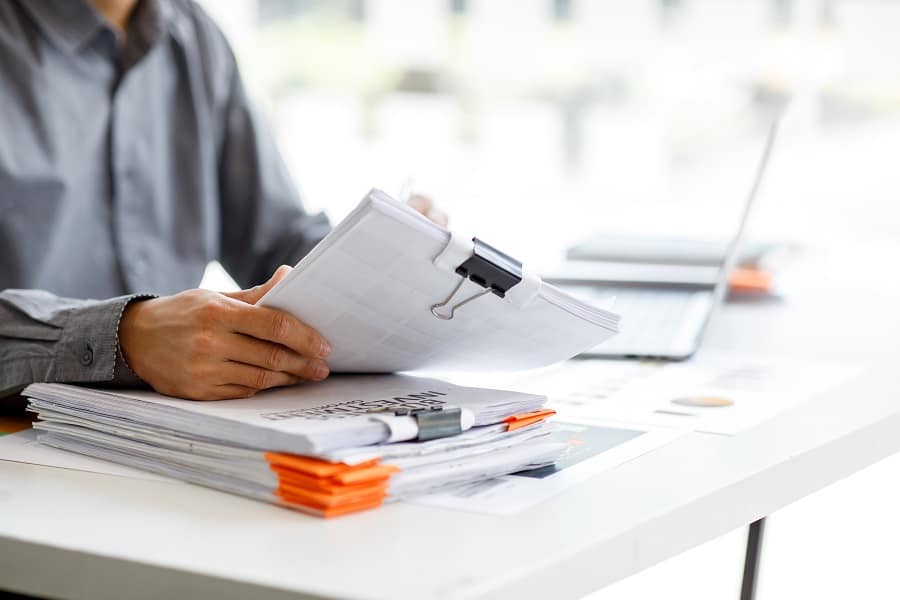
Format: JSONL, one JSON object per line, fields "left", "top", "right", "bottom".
{"left": 2, "top": 245, "right": 899, "bottom": 600}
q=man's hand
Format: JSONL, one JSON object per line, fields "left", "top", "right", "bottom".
{"left": 119, "top": 266, "right": 331, "bottom": 401}
{"left": 407, "top": 194, "right": 448, "bottom": 227}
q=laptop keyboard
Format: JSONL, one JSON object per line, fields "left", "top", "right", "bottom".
{"left": 560, "top": 285, "right": 712, "bottom": 355}
{"left": 612, "top": 289, "right": 699, "bottom": 349}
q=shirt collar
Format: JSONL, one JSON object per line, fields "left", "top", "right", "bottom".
{"left": 122, "top": 0, "right": 168, "bottom": 68}
{"left": 19, "top": 0, "right": 171, "bottom": 56}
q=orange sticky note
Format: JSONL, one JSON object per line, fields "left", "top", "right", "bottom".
{"left": 504, "top": 409, "right": 556, "bottom": 432}
{"left": 277, "top": 483, "right": 387, "bottom": 509}
{"left": 729, "top": 268, "right": 772, "bottom": 294}
{"left": 271, "top": 468, "right": 388, "bottom": 495}
{"left": 333, "top": 464, "right": 400, "bottom": 486}
{"left": 264, "top": 453, "right": 378, "bottom": 477}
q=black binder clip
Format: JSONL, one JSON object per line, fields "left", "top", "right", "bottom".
{"left": 430, "top": 238, "right": 523, "bottom": 320}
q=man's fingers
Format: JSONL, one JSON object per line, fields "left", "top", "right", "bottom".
{"left": 225, "top": 302, "right": 331, "bottom": 359}
{"left": 222, "top": 362, "right": 302, "bottom": 391}
{"left": 224, "top": 265, "right": 293, "bottom": 305}
{"left": 407, "top": 194, "right": 431, "bottom": 214}
{"left": 408, "top": 194, "right": 448, "bottom": 226}
{"left": 224, "top": 333, "right": 330, "bottom": 381}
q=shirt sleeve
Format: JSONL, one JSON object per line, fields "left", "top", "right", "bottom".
{"left": 0, "top": 289, "right": 153, "bottom": 398}
{"left": 215, "top": 49, "right": 331, "bottom": 289}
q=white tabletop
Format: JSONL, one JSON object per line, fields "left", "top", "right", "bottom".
{"left": 3, "top": 244, "right": 899, "bottom": 600}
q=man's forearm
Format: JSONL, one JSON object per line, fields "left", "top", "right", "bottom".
{"left": 0, "top": 289, "right": 153, "bottom": 397}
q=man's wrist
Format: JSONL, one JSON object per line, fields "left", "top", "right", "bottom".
{"left": 110, "top": 295, "right": 156, "bottom": 387}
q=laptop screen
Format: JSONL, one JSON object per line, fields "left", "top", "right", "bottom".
{"left": 708, "top": 118, "right": 781, "bottom": 307}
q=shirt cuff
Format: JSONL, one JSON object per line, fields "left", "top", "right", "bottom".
{"left": 110, "top": 341, "right": 147, "bottom": 388}
{"left": 51, "top": 293, "right": 156, "bottom": 386}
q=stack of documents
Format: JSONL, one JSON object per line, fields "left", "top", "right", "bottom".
{"left": 20, "top": 190, "right": 617, "bottom": 517}
{"left": 24, "top": 376, "right": 563, "bottom": 518}
{"left": 259, "top": 189, "right": 620, "bottom": 372}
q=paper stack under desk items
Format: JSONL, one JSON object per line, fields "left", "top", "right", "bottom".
{"left": 23, "top": 375, "right": 562, "bottom": 518}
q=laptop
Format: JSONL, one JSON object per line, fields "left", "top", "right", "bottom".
{"left": 548, "top": 118, "right": 780, "bottom": 360}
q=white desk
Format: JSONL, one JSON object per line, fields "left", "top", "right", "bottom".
{"left": 2, "top": 246, "right": 899, "bottom": 600}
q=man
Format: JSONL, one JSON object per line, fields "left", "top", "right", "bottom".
{"left": 0, "top": 0, "right": 444, "bottom": 401}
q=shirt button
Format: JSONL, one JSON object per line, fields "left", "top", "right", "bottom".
{"left": 80, "top": 343, "right": 94, "bottom": 367}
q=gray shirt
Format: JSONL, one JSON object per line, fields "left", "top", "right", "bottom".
{"left": 0, "top": 0, "right": 331, "bottom": 396}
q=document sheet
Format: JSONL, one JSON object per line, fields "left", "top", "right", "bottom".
{"left": 506, "top": 353, "right": 862, "bottom": 435}
{"left": 413, "top": 419, "right": 684, "bottom": 515}
{"left": 260, "top": 189, "right": 619, "bottom": 372}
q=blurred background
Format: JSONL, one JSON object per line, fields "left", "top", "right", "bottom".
{"left": 197, "top": 0, "right": 900, "bottom": 268}
{"left": 195, "top": 2, "right": 900, "bottom": 598}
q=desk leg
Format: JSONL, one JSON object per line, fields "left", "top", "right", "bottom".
{"left": 740, "top": 517, "right": 766, "bottom": 600}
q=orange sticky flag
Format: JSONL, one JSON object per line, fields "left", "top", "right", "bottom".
{"left": 504, "top": 408, "right": 556, "bottom": 432}
{"left": 729, "top": 268, "right": 772, "bottom": 294}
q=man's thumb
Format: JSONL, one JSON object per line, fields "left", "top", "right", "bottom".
{"left": 224, "top": 265, "right": 292, "bottom": 304}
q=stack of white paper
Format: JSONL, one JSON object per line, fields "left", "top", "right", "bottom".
{"left": 24, "top": 375, "right": 562, "bottom": 518}
{"left": 20, "top": 191, "right": 618, "bottom": 517}
{"left": 260, "top": 189, "right": 620, "bottom": 372}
